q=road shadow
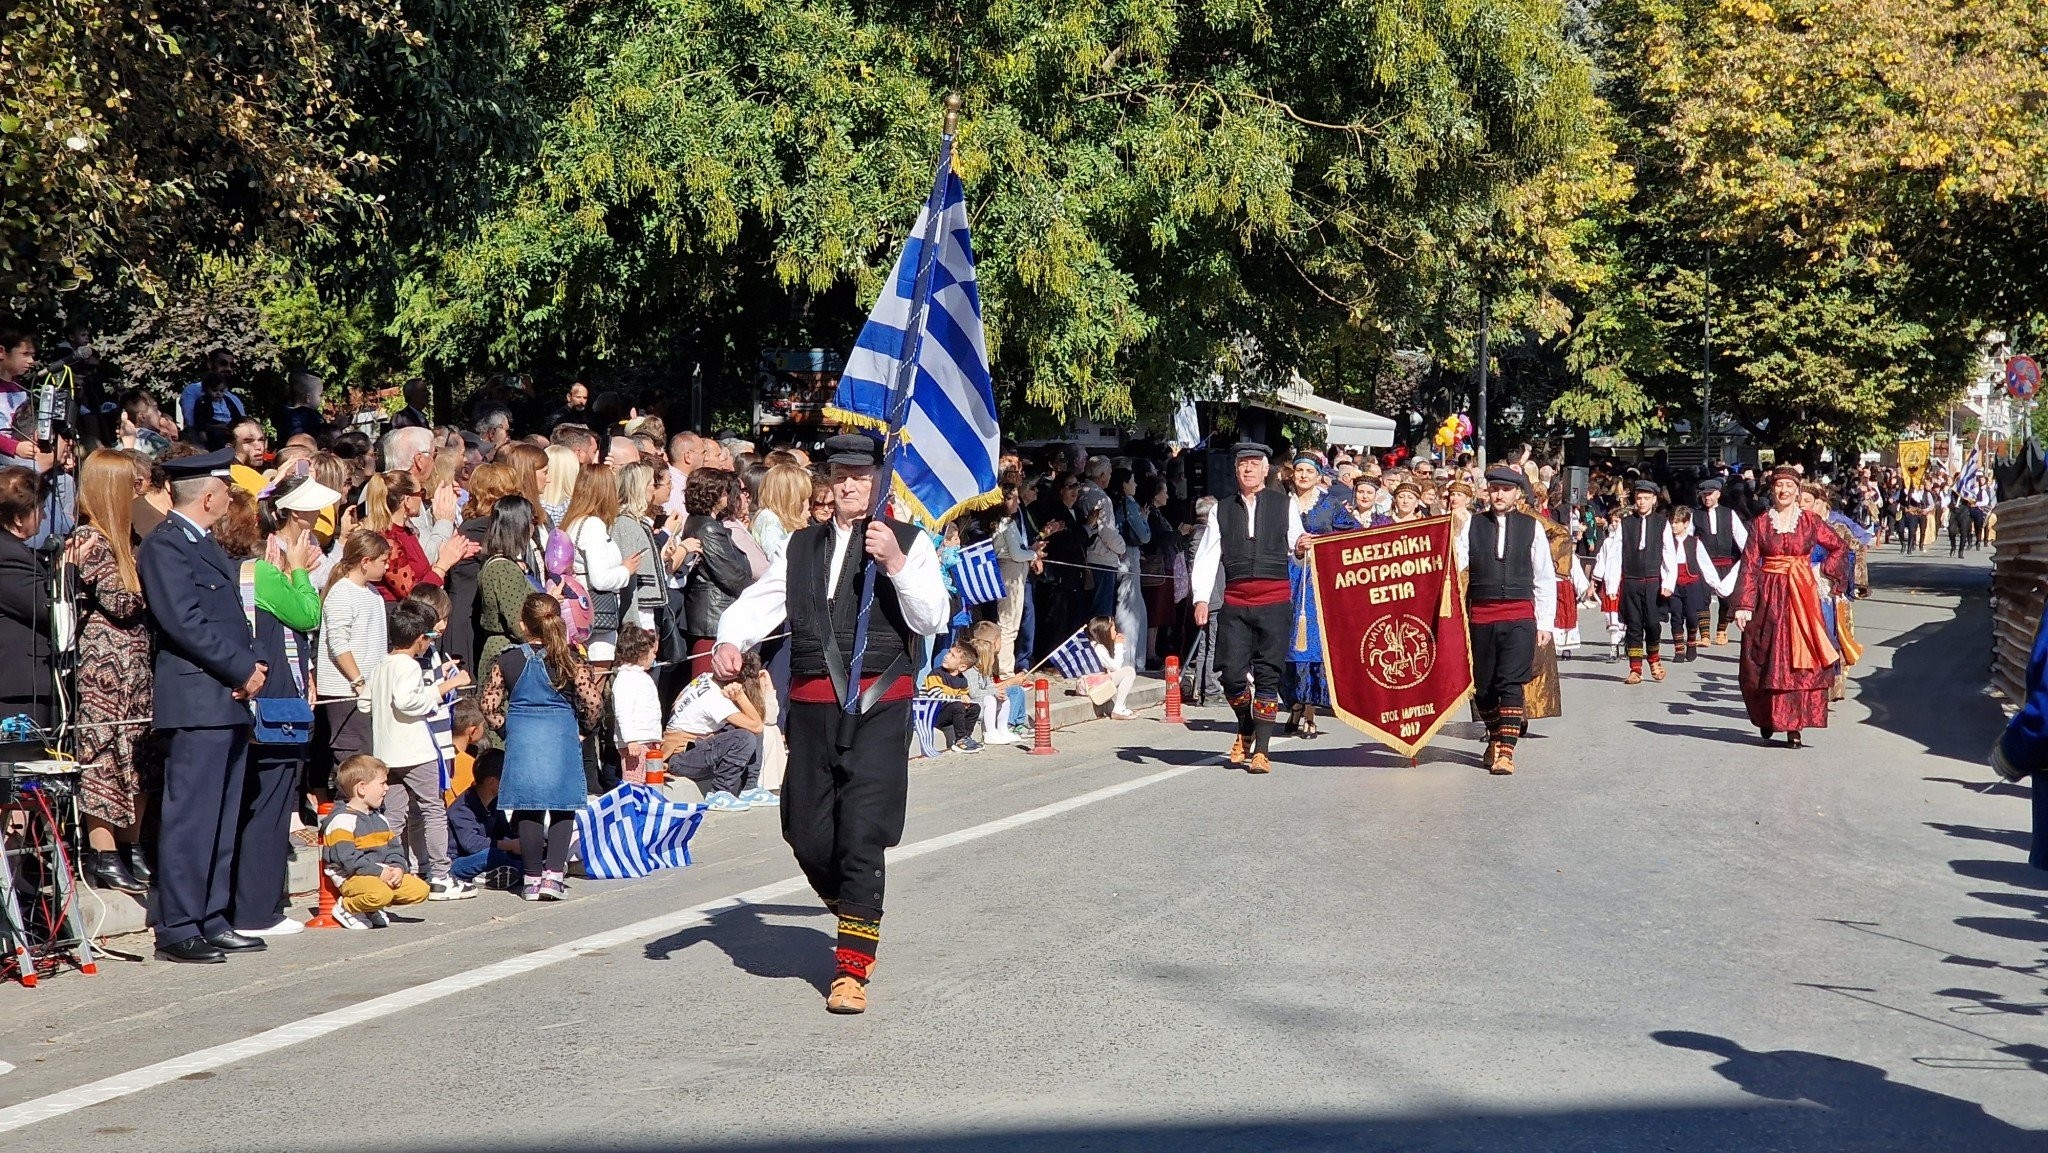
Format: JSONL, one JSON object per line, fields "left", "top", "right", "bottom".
{"left": 392, "top": 1029, "right": 2047, "bottom": 1150}
{"left": 1856, "top": 590, "right": 2005, "bottom": 764}
{"left": 1925, "top": 776, "right": 2030, "bottom": 799}
{"left": 1631, "top": 719, "right": 1772, "bottom": 747}
{"left": 1867, "top": 556, "right": 1991, "bottom": 597}
{"left": 643, "top": 902, "right": 836, "bottom": 995}
{"left": 1931, "top": 823, "right": 2035, "bottom": 852}
{"left": 1953, "top": 858, "right": 2048, "bottom": 891}
{"left": 1115, "top": 747, "right": 1227, "bottom": 767}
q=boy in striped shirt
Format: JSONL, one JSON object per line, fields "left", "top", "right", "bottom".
{"left": 320, "top": 755, "right": 431, "bottom": 929}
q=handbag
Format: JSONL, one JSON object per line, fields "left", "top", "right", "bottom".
{"left": 571, "top": 530, "right": 621, "bottom": 633}
{"left": 237, "top": 559, "right": 315, "bottom": 745}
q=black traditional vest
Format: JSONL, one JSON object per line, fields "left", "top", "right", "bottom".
{"left": 1465, "top": 512, "right": 1538, "bottom": 603}
{"left": 1621, "top": 512, "right": 1669, "bottom": 579}
{"left": 786, "top": 517, "right": 923, "bottom": 681}
{"left": 1694, "top": 503, "right": 1740, "bottom": 562}
{"left": 1216, "top": 490, "right": 1293, "bottom": 584}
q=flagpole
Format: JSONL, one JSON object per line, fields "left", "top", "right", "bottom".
{"left": 842, "top": 94, "right": 963, "bottom": 724}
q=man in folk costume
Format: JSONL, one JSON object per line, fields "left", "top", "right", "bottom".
{"left": 1454, "top": 467, "right": 1558, "bottom": 776}
{"left": 712, "top": 434, "right": 950, "bottom": 1014}
{"left": 1191, "top": 442, "right": 1305, "bottom": 775}
{"left": 1692, "top": 478, "right": 1748, "bottom": 646}
{"left": 1594, "top": 480, "right": 1677, "bottom": 685}
{"left": 1664, "top": 505, "right": 1737, "bottom": 662}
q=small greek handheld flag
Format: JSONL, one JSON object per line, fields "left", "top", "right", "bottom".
{"left": 1046, "top": 628, "right": 1107, "bottom": 679}
{"left": 1958, "top": 450, "right": 1989, "bottom": 504}
{"left": 575, "top": 783, "right": 706, "bottom": 880}
{"left": 953, "top": 538, "right": 1005, "bottom": 605}
{"left": 910, "top": 696, "right": 945, "bottom": 759}
{"left": 826, "top": 133, "right": 1001, "bottom": 529}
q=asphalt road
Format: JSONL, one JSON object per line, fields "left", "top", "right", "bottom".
{"left": 1, "top": 549, "right": 2041, "bottom": 1152}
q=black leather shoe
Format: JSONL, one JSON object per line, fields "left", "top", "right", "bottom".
{"left": 205, "top": 930, "right": 267, "bottom": 952}
{"left": 123, "top": 843, "right": 154, "bottom": 885}
{"left": 157, "top": 937, "right": 226, "bottom": 964}
{"left": 87, "top": 850, "right": 149, "bottom": 895}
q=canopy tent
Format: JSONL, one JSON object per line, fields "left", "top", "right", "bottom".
{"left": 1267, "top": 377, "right": 1397, "bottom": 448}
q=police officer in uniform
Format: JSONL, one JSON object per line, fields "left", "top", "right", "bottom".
{"left": 1692, "top": 478, "right": 1747, "bottom": 645}
{"left": 1190, "top": 443, "right": 1304, "bottom": 775}
{"left": 139, "top": 447, "right": 269, "bottom": 963}
{"left": 1594, "top": 479, "right": 1677, "bottom": 685}
{"left": 1455, "top": 467, "right": 1558, "bottom": 775}
{"left": 712, "top": 434, "right": 949, "bottom": 1014}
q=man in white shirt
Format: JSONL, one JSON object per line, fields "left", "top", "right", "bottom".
{"left": 1189, "top": 442, "right": 1304, "bottom": 774}
{"left": 1454, "top": 468, "right": 1559, "bottom": 775}
{"left": 712, "top": 433, "right": 948, "bottom": 1015}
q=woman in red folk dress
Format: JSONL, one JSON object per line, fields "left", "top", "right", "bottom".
{"left": 1732, "top": 465, "right": 1848, "bottom": 748}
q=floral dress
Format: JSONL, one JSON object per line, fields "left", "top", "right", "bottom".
{"left": 73, "top": 525, "right": 158, "bottom": 826}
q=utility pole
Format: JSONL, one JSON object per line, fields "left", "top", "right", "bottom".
{"left": 1701, "top": 250, "right": 1713, "bottom": 463}
{"left": 1475, "top": 285, "right": 1491, "bottom": 469}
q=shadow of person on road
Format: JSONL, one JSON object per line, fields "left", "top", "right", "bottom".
{"left": 1953, "top": 858, "right": 2048, "bottom": 891}
{"left": 1924, "top": 776, "right": 2030, "bottom": 799}
{"left": 1930, "top": 823, "right": 2034, "bottom": 851}
{"left": 643, "top": 903, "right": 836, "bottom": 995}
{"left": 1631, "top": 719, "right": 1772, "bottom": 746}
{"left": 1857, "top": 588, "right": 2005, "bottom": 764}
{"left": 1653, "top": 1029, "right": 2040, "bottom": 1148}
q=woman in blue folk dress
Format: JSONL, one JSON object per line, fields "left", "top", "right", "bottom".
{"left": 1284, "top": 455, "right": 1361, "bottom": 739}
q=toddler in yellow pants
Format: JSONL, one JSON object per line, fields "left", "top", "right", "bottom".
{"left": 320, "top": 755, "right": 431, "bottom": 928}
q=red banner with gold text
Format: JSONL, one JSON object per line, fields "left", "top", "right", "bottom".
{"left": 1307, "top": 517, "right": 1473, "bottom": 757}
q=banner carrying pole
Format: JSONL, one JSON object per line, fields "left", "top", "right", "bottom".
{"left": 842, "top": 94, "right": 963, "bottom": 723}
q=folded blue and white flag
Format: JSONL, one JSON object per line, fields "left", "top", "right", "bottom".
{"left": 1046, "top": 627, "right": 1107, "bottom": 680}
{"left": 911, "top": 696, "right": 946, "bottom": 759}
{"left": 953, "top": 538, "right": 1006, "bottom": 606}
{"left": 575, "top": 783, "right": 706, "bottom": 880}
{"left": 827, "top": 133, "right": 1001, "bottom": 529}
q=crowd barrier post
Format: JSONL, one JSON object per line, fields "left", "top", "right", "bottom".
{"left": 1028, "top": 679, "right": 1056, "bottom": 755}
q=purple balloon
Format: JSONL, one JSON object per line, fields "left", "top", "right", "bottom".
{"left": 543, "top": 528, "right": 574, "bottom": 577}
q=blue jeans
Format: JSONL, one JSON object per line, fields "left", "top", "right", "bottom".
{"left": 1016, "top": 581, "right": 1036, "bottom": 670}
{"left": 452, "top": 847, "right": 522, "bottom": 881}
{"left": 1090, "top": 565, "right": 1118, "bottom": 620}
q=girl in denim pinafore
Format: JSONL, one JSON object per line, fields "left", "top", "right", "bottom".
{"left": 484, "top": 594, "right": 601, "bottom": 901}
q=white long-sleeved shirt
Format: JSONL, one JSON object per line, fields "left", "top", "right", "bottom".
{"left": 317, "top": 577, "right": 388, "bottom": 702}
{"left": 1693, "top": 502, "right": 1749, "bottom": 559}
{"left": 1593, "top": 517, "right": 1680, "bottom": 595}
{"left": 715, "top": 520, "right": 950, "bottom": 652}
{"left": 1672, "top": 533, "right": 1737, "bottom": 598}
{"left": 993, "top": 515, "right": 1035, "bottom": 569}
{"left": 366, "top": 651, "right": 444, "bottom": 768}
{"left": 1189, "top": 490, "right": 1307, "bottom": 607}
{"left": 1452, "top": 512, "right": 1558, "bottom": 629}
{"left": 567, "top": 515, "right": 633, "bottom": 592}
{"left": 611, "top": 663, "right": 663, "bottom": 745}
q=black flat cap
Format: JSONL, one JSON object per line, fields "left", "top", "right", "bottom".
{"left": 1632, "top": 479, "right": 1661, "bottom": 495}
{"left": 1697, "top": 478, "right": 1723, "bottom": 493}
{"left": 1232, "top": 441, "right": 1271, "bottom": 461}
{"left": 161, "top": 447, "right": 236, "bottom": 482}
{"left": 1483, "top": 465, "right": 1529, "bottom": 494}
{"left": 822, "top": 432, "right": 884, "bottom": 468}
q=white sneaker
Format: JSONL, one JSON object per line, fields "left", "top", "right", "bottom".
{"left": 1111, "top": 709, "right": 1136, "bottom": 719}
{"left": 367, "top": 909, "right": 391, "bottom": 929}
{"left": 428, "top": 877, "right": 477, "bottom": 901}
{"left": 332, "top": 905, "right": 371, "bottom": 931}
{"left": 704, "top": 791, "right": 753, "bottom": 812}
{"left": 982, "top": 729, "right": 1020, "bottom": 744}
{"left": 241, "top": 917, "right": 305, "bottom": 937}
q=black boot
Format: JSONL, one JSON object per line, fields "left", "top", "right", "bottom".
{"left": 87, "top": 850, "right": 149, "bottom": 895}
{"left": 123, "top": 842, "right": 154, "bottom": 885}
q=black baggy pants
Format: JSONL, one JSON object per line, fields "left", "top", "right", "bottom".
{"left": 1217, "top": 600, "right": 1290, "bottom": 714}
{"left": 1470, "top": 617, "right": 1536, "bottom": 748}
{"left": 1666, "top": 580, "right": 1709, "bottom": 643}
{"left": 782, "top": 698, "right": 910, "bottom": 923}
{"left": 1621, "top": 577, "right": 1664, "bottom": 661}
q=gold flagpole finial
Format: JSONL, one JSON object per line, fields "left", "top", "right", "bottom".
{"left": 943, "top": 93, "right": 963, "bottom": 137}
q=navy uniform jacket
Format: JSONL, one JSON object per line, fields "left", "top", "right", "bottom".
{"left": 137, "top": 512, "right": 259, "bottom": 729}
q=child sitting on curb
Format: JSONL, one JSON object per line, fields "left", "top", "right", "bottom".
{"left": 321, "top": 754, "right": 432, "bottom": 928}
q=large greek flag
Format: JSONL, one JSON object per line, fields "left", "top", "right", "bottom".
{"left": 827, "top": 136, "right": 1001, "bottom": 529}
{"left": 576, "top": 783, "right": 706, "bottom": 880}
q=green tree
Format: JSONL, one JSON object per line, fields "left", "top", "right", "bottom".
{"left": 391, "top": 0, "right": 1600, "bottom": 425}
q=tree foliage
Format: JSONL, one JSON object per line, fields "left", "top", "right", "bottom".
{"left": 390, "top": 0, "right": 1598, "bottom": 424}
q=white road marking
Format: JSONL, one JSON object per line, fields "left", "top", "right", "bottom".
{"left": 0, "top": 763, "right": 1200, "bottom": 1133}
